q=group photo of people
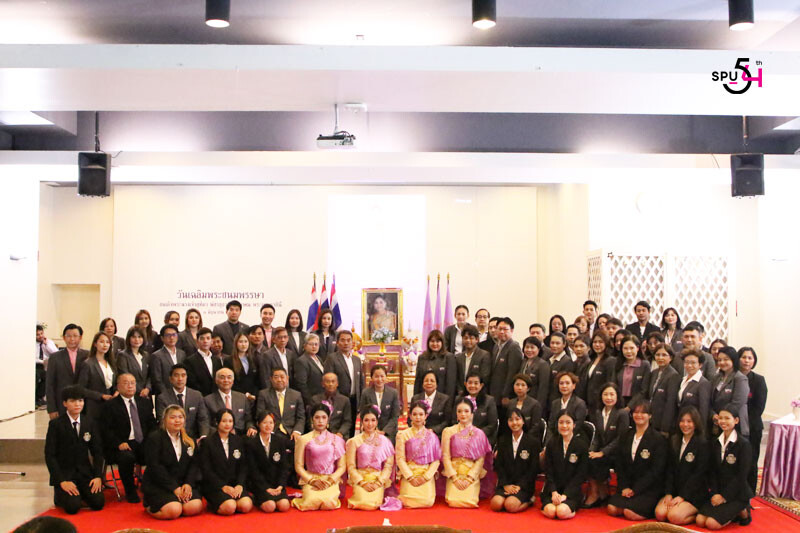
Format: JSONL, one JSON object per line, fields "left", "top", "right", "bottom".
{"left": 37, "top": 298, "right": 767, "bottom": 530}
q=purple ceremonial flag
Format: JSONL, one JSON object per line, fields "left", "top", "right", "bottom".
{"left": 433, "top": 277, "right": 442, "bottom": 333}
{"left": 331, "top": 274, "right": 342, "bottom": 331}
{"left": 306, "top": 277, "right": 319, "bottom": 332}
{"left": 443, "top": 276, "right": 454, "bottom": 329}
{"left": 422, "top": 277, "right": 433, "bottom": 342}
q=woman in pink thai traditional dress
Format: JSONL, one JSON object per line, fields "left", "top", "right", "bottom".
{"left": 291, "top": 403, "right": 346, "bottom": 511}
{"left": 395, "top": 400, "right": 442, "bottom": 508}
{"left": 441, "top": 397, "right": 492, "bottom": 508}
{"left": 346, "top": 405, "right": 396, "bottom": 510}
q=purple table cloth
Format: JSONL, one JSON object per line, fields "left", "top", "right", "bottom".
{"left": 760, "top": 414, "right": 800, "bottom": 500}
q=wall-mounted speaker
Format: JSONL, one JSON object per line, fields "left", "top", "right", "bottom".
{"left": 730, "top": 153, "right": 764, "bottom": 197}
{"left": 78, "top": 152, "right": 111, "bottom": 197}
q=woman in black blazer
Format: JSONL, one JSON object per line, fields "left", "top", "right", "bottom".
{"left": 224, "top": 333, "right": 259, "bottom": 401}
{"left": 116, "top": 326, "right": 152, "bottom": 398}
{"left": 141, "top": 405, "right": 203, "bottom": 520}
{"left": 359, "top": 365, "right": 401, "bottom": 443}
{"left": 491, "top": 408, "right": 541, "bottom": 513}
{"left": 410, "top": 371, "right": 451, "bottom": 438}
{"left": 285, "top": 309, "right": 307, "bottom": 356}
{"left": 100, "top": 317, "right": 126, "bottom": 365}
{"left": 738, "top": 347, "right": 767, "bottom": 492}
{"left": 656, "top": 406, "right": 709, "bottom": 525}
{"left": 696, "top": 405, "right": 753, "bottom": 529}
{"left": 200, "top": 408, "right": 253, "bottom": 515}
{"left": 247, "top": 411, "right": 292, "bottom": 513}
{"left": 413, "top": 330, "right": 457, "bottom": 400}
{"left": 78, "top": 332, "right": 117, "bottom": 422}
{"left": 509, "top": 374, "right": 544, "bottom": 441}
{"left": 454, "top": 371, "right": 498, "bottom": 447}
{"left": 585, "top": 383, "right": 629, "bottom": 508}
{"left": 547, "top": 372, "right": 587, "bottom": 442}
{"left": 578, "top": 331, "right": 616, "bottom": 414}
{"left": 518, "top": 337, "right": 550, "bottom": 415}
{"left": 608, "top": 398, "right": 667, "bottom": 520}
{"left": 313, "top": 308, "right": 336, "bottom": 362}
{"left": 648, "top": 343, "right": 680, "bottom": 437}
{"left": 615, "top": 337, "right": 651, "bottom": 408}
{"left": 660, "top": 307, "right": 684, "bottom": 353}
{"left": 178, "top": 308, "right": 202, "bottom": 356}
{"left": 541, "top": 410, "right": 588, "bottom": 520}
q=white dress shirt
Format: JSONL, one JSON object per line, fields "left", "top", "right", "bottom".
{"left": 68, "top": 413, "right": 80, "bottom": 436}
{"left": 454, "top": 326, "right": 464, "bottom": 354}
{"left": 36, "top": 339, "right": 58, "bottom": 363}
{"left": 680, "top": 436, "right": 691, "bottom": 459}
{"left": 512, "top": 432, "right": 523, "bottom": 458}
{"left": 719, "top": 430, "right": 738, "bottom": 461}
{"left": 631, "top": 432, "right": 644, "bottom": 461}
{"left": 678, "top": 371, "right": 703, "bottom": 400}
{"left": 166, "top": 346, "right": 178, "bottom": 366}
{"left": 100, "top": 360, "right": 114, "bottom": 389}
{"left": 260, "top": 434, "right": 271, "bottom": 454}
{"left": 221, "top": 436, "right": 229, "bottom": 458}
{"left": 343, "top": 353, "right": 356, "bottom": 396}
{"left": 169, "top": 431, "right": 182, "bottom": 460}
{"left": 125, "top": 397, "right": 137, "bottom": 440}
{"left": 199, "top": 350, "right": 214, "bottom": 376}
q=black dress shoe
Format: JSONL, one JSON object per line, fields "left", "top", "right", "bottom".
{"left": 126, "top": 491, "right": 141, "bottom": 504}
{"left": 739, "top": 507, "right": 752, "bottom": 526}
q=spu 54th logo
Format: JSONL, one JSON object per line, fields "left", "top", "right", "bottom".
{"left": 711, "top": 58, "right": 763, "bottom": 94}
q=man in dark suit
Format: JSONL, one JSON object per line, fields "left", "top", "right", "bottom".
{"left": 103, "top": 372, "right": 156, "bottom": 503}
{"left": 583, "top": 300, "right": 599, "bottom": 337}
{"left": 150, "top": 310, "right": 181, "bottom": 353}
{"left": 203, "top": 367, "right": 256, "bottom": 437}
{"left": 455, "top": 325, "right": 491, "bottom": 395}
{"left": 625, "top": 300, "right": 661, "bottom": 342}
{"left": 44, "top": 385, "right": 105, "bottom": 514}
{"left": 257, "top": 327, "right": 296, "bottom": 390}
{"left": 443, "top": 304, "right": 471, "bottom": 354}
{"left": 489, "top": 317, "right": 523, "bottom": 408}
{"left": 149, "top": 324, "right": 186, "bottom": 396}
{"left": 258, "top": 303, "right": 276, "bottom": 350}
{"left": 256, "top": 367, "right": 305, "bottom": 439}
{"left": 212, "top": 300, "right": 249, "bottom": 356}
{"left": 474, "top": 308, "right": 491, "bottom": 344}
{"left": 478, "top": 316, "right": 498, "bottom": 353}
{"left": 671, "top": 323, "right": 716, "bottom": 381}
{"left": 154, "top": 363, "right": 210, "bottom": 440}
{"left": 185, "top": 327, "right": 222, "bottom": 396}
{"left": 46, "top": 324, "right": 89, "bottom": 419}
{"left": 311, "top": 373, "right": 352, "bottom": 438}
{"left": 528, "top": 323, "right": 552, "bottom": 360}
{"left": 323, "top": 330, "right": 364, "bottom": 437}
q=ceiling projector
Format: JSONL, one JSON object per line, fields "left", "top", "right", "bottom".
{"left": 316, "top": 131, "right": 356, "bottom": 149}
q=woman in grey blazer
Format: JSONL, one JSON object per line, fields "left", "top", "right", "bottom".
{"left": 660, "top": 308, "right": 684, "bottom": 353}
{"left": 178, "top": 308, "right": 203, "bottom": 356}
{"left": 709, "top": 347, "right": 749, "bottom": 438}
{"left": 359, "top": 365, "right": 401, "bottom": 443}
{"left": 100, "top": 317, "right": 126, "bottom": 367}
{"left": 284, "top": 309, "right": 307, "bottom": 357}
{"left": 78, "top": 332, "right": 117, "bottom": 422}
{"left": 116, "top": 326, "right": 152, "bottom": 398}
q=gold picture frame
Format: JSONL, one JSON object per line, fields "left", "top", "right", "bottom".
{"left": 361, "top": 288, "right": 403, "bottom": 344}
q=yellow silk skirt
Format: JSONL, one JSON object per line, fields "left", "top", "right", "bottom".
{"left": 347, "top": 468, "right": 385, "bottom": 510}
{"left": 445, "top": 458, "right": 480, "bottom": 508}
{"left": 291, "top": 475, "right": 341, "bottom": 511}
{"left": 398, "top": 462, "right": 436, "bottom": 509}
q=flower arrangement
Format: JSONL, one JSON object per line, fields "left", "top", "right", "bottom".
{"left": 371, "top": 327, "right": 394, "bottom": 344}
{"left": 791, "top": 399, "right": 800, "bottom": 409}
{"left": 400, "top": 333, "right": 420, "bottom": 374}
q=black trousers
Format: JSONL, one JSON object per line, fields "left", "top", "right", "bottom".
{"left": 35, "top": 363, "right": 46, "bottom": 401}
{"left": 349, "top": 395, "right": 359, "bottom": 438}
{"left": 53, "top": 476, "right": 105, "bottom": 514}
{"left": 109, "top": 440, "right": 145, "bottom": 492}
{"left": 748, "top": 428, "right": 762, "bottom": 493}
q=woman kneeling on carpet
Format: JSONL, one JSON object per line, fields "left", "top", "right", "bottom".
{"left": 201, "top": 408, "right": 253, "bottom": 515}
{"left": 491, "top": 408, "right": 540, "bottom": 513}
{"left": 441, "top": 397, "right": 492, "bottom": 508}
{"left": 655, "top": 406, "right": 709, "bottom": 525}
{"left": 292, "top": 402, "right": 346, "bottom": 511}
{"left": 346, "top": 405, "right": 396, "bottom": 510}
{"left": 395, "top": 400, "right": 442, "bottom": 508}
{"left": 607, "top": 398, "right": 667, "bottom": 520}
{"left": 696, "top": 405, "right": 753, "bottom": 529}
{"left": 541, "top": 410, "right": 588, "bottom": 520}
{"left": 246, "top": 411, "right": 292, "bottom": 513}
{"left": 142, "top": 405, "right": 203, "bottom": 520}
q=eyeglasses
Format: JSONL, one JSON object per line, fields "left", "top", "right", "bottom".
{"left": 163, "top": 333, "right": 178, "bottom": 338}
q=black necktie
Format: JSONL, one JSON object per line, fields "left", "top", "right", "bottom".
{"left": 129, "top": 400, "right": 144, "bottom": 443}
{"left": 39, "top": 344, "right": 44, "bottom": 361}
{"left": 73, "top": 420, "right": 79, "bottom": 437}
{"left": 177, "top": 393, "right": 184, "bottom": 409}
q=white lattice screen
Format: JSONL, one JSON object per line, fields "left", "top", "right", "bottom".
{"left": 587, "top": 251, "right": 731, "bottom": 342}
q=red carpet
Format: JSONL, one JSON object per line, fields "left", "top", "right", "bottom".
{"left": 30, "top": 493, "right": 799, "bottom": 533}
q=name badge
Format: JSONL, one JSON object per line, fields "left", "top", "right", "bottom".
{"left": 609, "top": 426, "right": 616, "bottom": 430}
{"left": 83, "top": 432, "right": 92, "bottom": 442}
{"left": 686, "top": 392, "right": 694, "bottom": 398}
{"left": 336, "top": 410, "right": 342, "bottom": 414}
{"left": 439, "top": 367, "right": 445, "bottom": 371}
{"left": 479, "top": 411, "right": 486, "bottom": 416}
{"left": 726, "top": 453, "right": 737, "bottom": 464}
{"left": 685, "top": 452, "right": 695, "bottom": 463}
{"left": 636, "top": 375, "right": 643, "bottom": 380}
{"left": 238, "top": 408, "right": 244, "bottom": 413}
{"left": 640, "top": 449, "right": 650, "bottom": 459}
{"left": 384, "top": 404, "right": 391, "bottom": 410}
{"left": 725, "top": 388, "right": 732, "bottom": 394}
{"left": 520, "top": 450, "right": 530, "bottom": 460}
{"left": 657, "top": 388, "right": 665, "bottom": 393}
{"left": 437, "top": 411, "right": 444, "bottom": 416}
{"left": 189, "top": 406, "right": 196, "bottom": 411}
{"left": 569, "top": 453, "right": 578, "bottom": 463}
{"left": 233, "top": 449, "right": 241, "bottom": 459}
{"left": 272, "top": 452, "right": 281, "bottom": 462}
{"left": 290, "top": 405, "right": 295, "bottom": 409}
{"left": 499, "top": 358, "right": 506, "bottom": 364}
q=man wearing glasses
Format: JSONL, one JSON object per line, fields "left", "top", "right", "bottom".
{"left": 150, "top": 324, "right": 186, "bottom": 396}
{"left": 488, "top": 317, "right": 522, "bottom": 410}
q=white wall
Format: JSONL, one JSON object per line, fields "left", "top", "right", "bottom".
{"left": 33, "top": 185, "right": 539, "bottom": 341}
{"left": 0, "top": 177, "right": 39, "bottom": 419}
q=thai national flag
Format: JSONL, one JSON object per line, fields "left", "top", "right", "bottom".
{"left": 320, "top": 277, "right": 330, "bottom": 311}
{"left": 307, "top": 276, "right": 319, "bottom": 332}
{"left": 422, "top": 276, "right": 433, "bottom": 342}
{"left": 331, "top": 274, "right": 342, "bottom": 331}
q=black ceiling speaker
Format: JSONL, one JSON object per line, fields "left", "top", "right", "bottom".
{"left": 730, "top": 153, "right": 764, "bottom": 197}
{"left": 78, "top": 152, "right": 111, "bottom": 197}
